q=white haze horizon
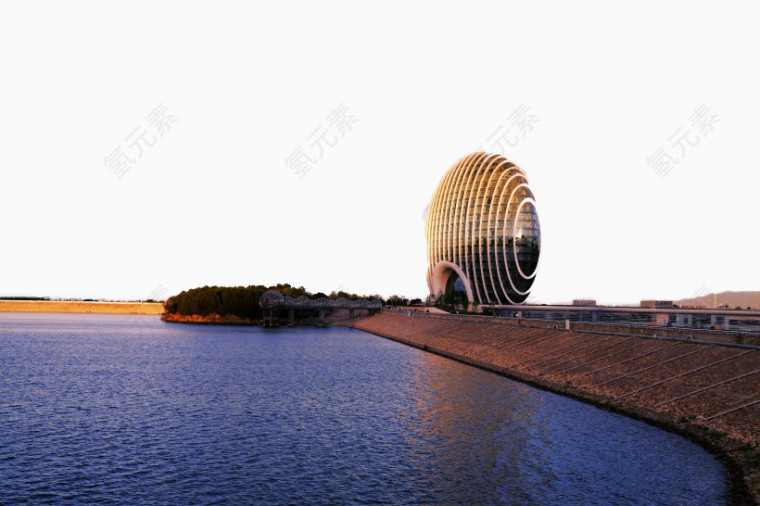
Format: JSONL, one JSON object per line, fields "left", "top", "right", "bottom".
{"left": 1, "top": 2, "right": 758, "bottom": 306}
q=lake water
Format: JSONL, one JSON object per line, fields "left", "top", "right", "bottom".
{"left": 0, "top": 313, "right": 727, "bottom": 504}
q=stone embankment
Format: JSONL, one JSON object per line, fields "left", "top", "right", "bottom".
{"left": 351, "top": 311, "right": 760, "bottom": 504}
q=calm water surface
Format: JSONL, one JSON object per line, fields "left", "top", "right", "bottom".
{"left": 0, "top": 313, "right": 727, "bottom": 504}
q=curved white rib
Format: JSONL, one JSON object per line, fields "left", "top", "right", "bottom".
{"left": 426, "top": 152, "right": 539, "bottom": 306}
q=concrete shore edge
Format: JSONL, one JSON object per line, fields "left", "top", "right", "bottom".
{"left": 350, "top": 314, "right": 759, "bottom": 505}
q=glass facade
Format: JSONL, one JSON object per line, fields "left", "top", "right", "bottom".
{"left": 425, "top": 152, "right": 540, "bottom": 305}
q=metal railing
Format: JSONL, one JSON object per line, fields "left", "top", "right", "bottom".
{"left": 381, "top": 309, "right": 760, "bottom": 350}
{"left": 260, "top": 291, "right": 382, "bottom": 310}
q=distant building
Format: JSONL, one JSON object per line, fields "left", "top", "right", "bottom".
{"left": 641, "top": 300, "right": 674, "bottom": 309}
{"left": 425, "top": 152, "right": 540, "bottom": 306}
{"left": 573, "top": 299, "right": 597, "bottom": 306}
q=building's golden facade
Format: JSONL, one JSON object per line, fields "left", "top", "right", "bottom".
{"left": 425, "top": 152, "right": 540, "bottom": 306}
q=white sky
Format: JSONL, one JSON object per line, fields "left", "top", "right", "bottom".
{"left": 0, "top": 1, "right": 757, "bottom": 305}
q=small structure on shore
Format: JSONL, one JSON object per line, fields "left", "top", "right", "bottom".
{"left": 260, "top": 290, "right": 382, "bottom": 327}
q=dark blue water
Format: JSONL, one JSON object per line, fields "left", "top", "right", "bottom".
{"left": 0, "top": 313, "right": 726, "bottom": 504}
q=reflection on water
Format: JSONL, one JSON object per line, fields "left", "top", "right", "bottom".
{"left": 408, "top": 352, "right": 723, "bottom": 503}
{"left": 0, "top": 313, "right": 726, "bottom": 504}
{"left": 407, "top": 355, "right": 546, "bottom": 503}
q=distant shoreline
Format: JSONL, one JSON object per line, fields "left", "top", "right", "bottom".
{"left": 0, "top": 300, "right": 164, "bottom": 315}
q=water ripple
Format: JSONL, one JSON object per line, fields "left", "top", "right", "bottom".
{"left": 0, "top": 313, "right": 727, "bottom": 504}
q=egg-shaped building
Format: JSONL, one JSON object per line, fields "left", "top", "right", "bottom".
{"left": 425, "top": 152, "right": 540, "bottom": 307}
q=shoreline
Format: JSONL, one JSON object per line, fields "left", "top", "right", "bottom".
{"left": 160, "top": 313, "right": 259, "bottom": 325}
{"left": 0, "top": 300, "right": 164, "bottom": 315}
{"left": 351, "top": 312, "right": 759, "bottom": 505}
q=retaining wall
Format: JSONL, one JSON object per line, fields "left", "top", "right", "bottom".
{"left": 351, "top": 311, "right": 760, "bottom": 503}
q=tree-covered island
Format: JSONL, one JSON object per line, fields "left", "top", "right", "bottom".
{"left": 162, "top": 283, "right": 388, "bottom": 324}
